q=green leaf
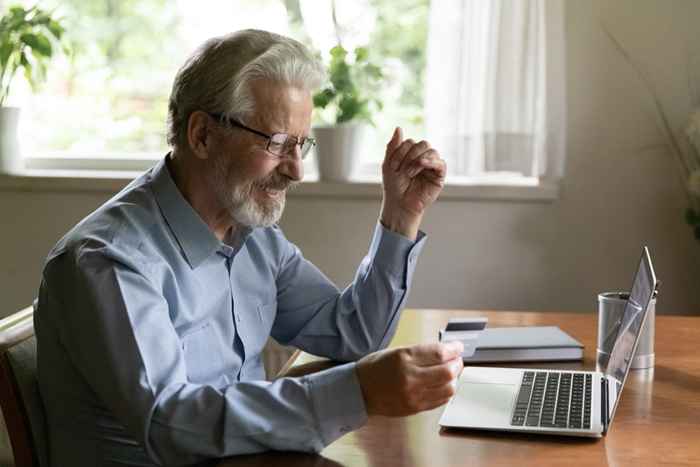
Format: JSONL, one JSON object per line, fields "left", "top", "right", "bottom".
{"left": 0, "top": 42, "right": 12, "bottom": 68}
{"left": 20, "top": 51, "right": 35, "bottom": 88}
{"left": 20, "top": 33, "right": 52, "bottom": 57}
{"left": 329, "top": 45, "right": 347, "bottom": 60}
{"left": 9, "top": 6, "right": 27, "bottom": 20}
{"left": 329, "top": 61, "right": 353, "bottom": 93}
{"left": 313, "top": 88, "right": 335, "bottom": 109}
{"left": 19, "top": 33, "right": 40, "bottom": 49}
{"left": 686, "top": 208, "right": 699, "bottom": 226}
{"left": 8, "top": 6, "right": 35, "bottom": 31}
{"left": 47, "top": 20, "right": 64, "bottom": 39}
{"left": 354, "top": 46, "right": 368, "bottom": 62}
{"left": 35, "top": 33, "right": 53, "bottom": 56}
{"left": 337, "top": 95, "right": 369, "bottom": 124}
{"left": 33, "top": 12, "right": 52, "bottom": 25}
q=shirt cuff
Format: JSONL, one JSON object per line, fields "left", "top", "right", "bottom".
{"left": 368, "top": 222, "right": 427, "bottom": 285}
{"left": 302, "top": 362, "right": 368, "bottom": 447}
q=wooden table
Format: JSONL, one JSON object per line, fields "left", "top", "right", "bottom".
{"left": 218, "top": 309, "right": 700, "bottom": 467}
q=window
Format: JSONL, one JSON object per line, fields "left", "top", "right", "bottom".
{"left": 424, "top": 0, "right": 567, "bottom": 183}
{"left": 8, "top": 0, "right": 563, "bottom": 188}
{"left": 9, "top": 0, "right": 429, "bottom": 178}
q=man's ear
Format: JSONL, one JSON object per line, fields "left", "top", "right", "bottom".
{"left": 187, "top": 111, "right": 212, "bottom": 160}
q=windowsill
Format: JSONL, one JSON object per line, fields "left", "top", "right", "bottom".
{"left": 0, "top": 169, "right": 559, "bottom": 202}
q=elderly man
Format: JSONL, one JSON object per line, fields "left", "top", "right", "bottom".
{"left": 35, "top": 29, "right": 463, "bottom": 466}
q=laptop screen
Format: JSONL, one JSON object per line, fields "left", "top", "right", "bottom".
{"left": 604, "top": 247, "right": 658, "bottom": 419}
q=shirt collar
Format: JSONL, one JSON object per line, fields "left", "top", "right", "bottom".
{"left": 150, "top": 156, "right": 223, "bottom": 269}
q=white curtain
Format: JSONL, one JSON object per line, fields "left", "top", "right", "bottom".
{"left": 424, "top": 0, "right": 566, "bottom": 180}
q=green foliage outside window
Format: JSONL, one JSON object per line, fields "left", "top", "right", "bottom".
{"left": 0, "top": 4, "right": 65, "bottom": 105}
{"left": 38, "top": 0, "right": 179, "bottom": 152}
{"left": 367, "top": 0, "right": 429, "bottom": 127}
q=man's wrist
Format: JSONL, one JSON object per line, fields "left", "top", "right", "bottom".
{"left": 304, "top": 362, "right": 369, "bottom": 445}
{"left": 379, "top": 205, "right": 422, "bottom": 241}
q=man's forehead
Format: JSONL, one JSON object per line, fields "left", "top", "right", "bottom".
{"left": 248, "top": 80, "right": 312, "bottom": 133}
{"left": 249, "top": 79, "right": 311, "bottom": 107}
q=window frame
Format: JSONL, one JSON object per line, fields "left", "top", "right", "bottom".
{"left": 8, "top": 152, "right": 559, "bottom": 203}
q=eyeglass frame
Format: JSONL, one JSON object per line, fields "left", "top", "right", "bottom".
{"left": 207, "top": 112, "right": 315, "bottom": 160}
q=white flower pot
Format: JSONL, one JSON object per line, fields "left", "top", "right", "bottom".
{"left": 0, "top": 106, "right": 22, "bottom": 174}
{"left": 313, "top": 124, "right": 369, "bottom": 182}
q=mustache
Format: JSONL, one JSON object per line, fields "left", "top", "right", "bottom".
{"left": 255, "top": 177, "right": 298, "bottom": 192}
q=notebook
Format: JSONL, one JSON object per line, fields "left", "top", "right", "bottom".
{"left": 439, "top": 326, "right": 584, "bottom": 363}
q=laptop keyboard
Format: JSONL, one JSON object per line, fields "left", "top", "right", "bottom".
{"left": 511, "top": 371, "right": 592, "bottom": 429}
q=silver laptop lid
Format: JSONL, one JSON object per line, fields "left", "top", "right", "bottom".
{"left": 604, "top": 247, "right": 659, "bottom": 426}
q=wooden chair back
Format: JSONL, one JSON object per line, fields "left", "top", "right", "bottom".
{"left": 0, "top": 306, "right": 48, "bottom": 467}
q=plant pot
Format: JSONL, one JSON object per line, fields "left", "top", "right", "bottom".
{"left": 0, "top": 106, "right": 22, "bottom": 174}
{"left": 313, "top": 124, "right": 369, "bottom": 182}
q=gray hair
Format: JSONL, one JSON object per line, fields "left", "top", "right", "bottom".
{"left": 166, "top": 29, "right": 325, "bottom": 149}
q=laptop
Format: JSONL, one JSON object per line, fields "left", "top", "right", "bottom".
{"left": 439, "top": 247, "right": 659, "bottom": 437}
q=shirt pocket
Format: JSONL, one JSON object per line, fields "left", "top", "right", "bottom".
{"left": 256, "top": 299, "right": 277, "bottom": 324}
{"left": 180, "top": 321, "right": 225, "bottom": 383}
{"left": 247, "top": 300, "right": 276, "bottom": 355}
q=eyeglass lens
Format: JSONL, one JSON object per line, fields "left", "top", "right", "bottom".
{"left": 268, "top": 135, "right": 315, "bottom": 159}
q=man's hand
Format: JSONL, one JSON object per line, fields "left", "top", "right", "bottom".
{"left": 355, "top": 341, "right": 464, "bottom": 417}
{"left": 380, "top": 127, "right": 447, "bottom": 240}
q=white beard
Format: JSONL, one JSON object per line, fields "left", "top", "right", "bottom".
{"left": 210, "top": 154, "right": 287, "bottom": 228}
{"left": 229, "top": 181, "right": 285, "bottom": 227}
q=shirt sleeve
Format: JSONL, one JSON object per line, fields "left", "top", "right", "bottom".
{"left": 271, "top": 222, "right": 427, "bottom": 360}
{"left": 41, "top": 241, "right": 367, "bottom": 466}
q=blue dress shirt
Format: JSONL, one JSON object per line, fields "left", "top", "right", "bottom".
{"left": 35, "top": 157, "right": 426, "bottom": 466}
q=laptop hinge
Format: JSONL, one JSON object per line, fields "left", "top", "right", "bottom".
{"left": 601, "top": 376, "right": 610, "bottom": 434}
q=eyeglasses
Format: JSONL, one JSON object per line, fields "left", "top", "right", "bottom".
{"left": 208, "top": 112, "right": 315, "bottom": 160}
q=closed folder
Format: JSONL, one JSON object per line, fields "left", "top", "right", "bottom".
{"left": 439, "top": 326, "right": 584, "bottom": 363}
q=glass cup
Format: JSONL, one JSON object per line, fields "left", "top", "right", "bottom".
{"left": 596, "top": 291, "right": 656, "bottom": 371}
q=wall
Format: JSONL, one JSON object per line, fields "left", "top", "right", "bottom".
{"left": 1, "top": 0, "right": 699, "bottom": 317}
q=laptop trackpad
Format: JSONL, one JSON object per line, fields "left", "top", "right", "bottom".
{"left": 453, "top": 382, "right": 516, "bottom": 426}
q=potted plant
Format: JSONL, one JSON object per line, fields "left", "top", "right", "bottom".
{"left": 313, "top": 45, "right": 383, "bottom": 182}
{"left": 0, "top": 5, "right": 65, "bottom": 173}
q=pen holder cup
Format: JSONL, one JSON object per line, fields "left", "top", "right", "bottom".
{"left": 597, "top": 292, "right": 655, "bottom": 371}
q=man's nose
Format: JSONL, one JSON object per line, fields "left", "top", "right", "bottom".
{"left": 278, "top": 147, "right": 303, "bottom": 182}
